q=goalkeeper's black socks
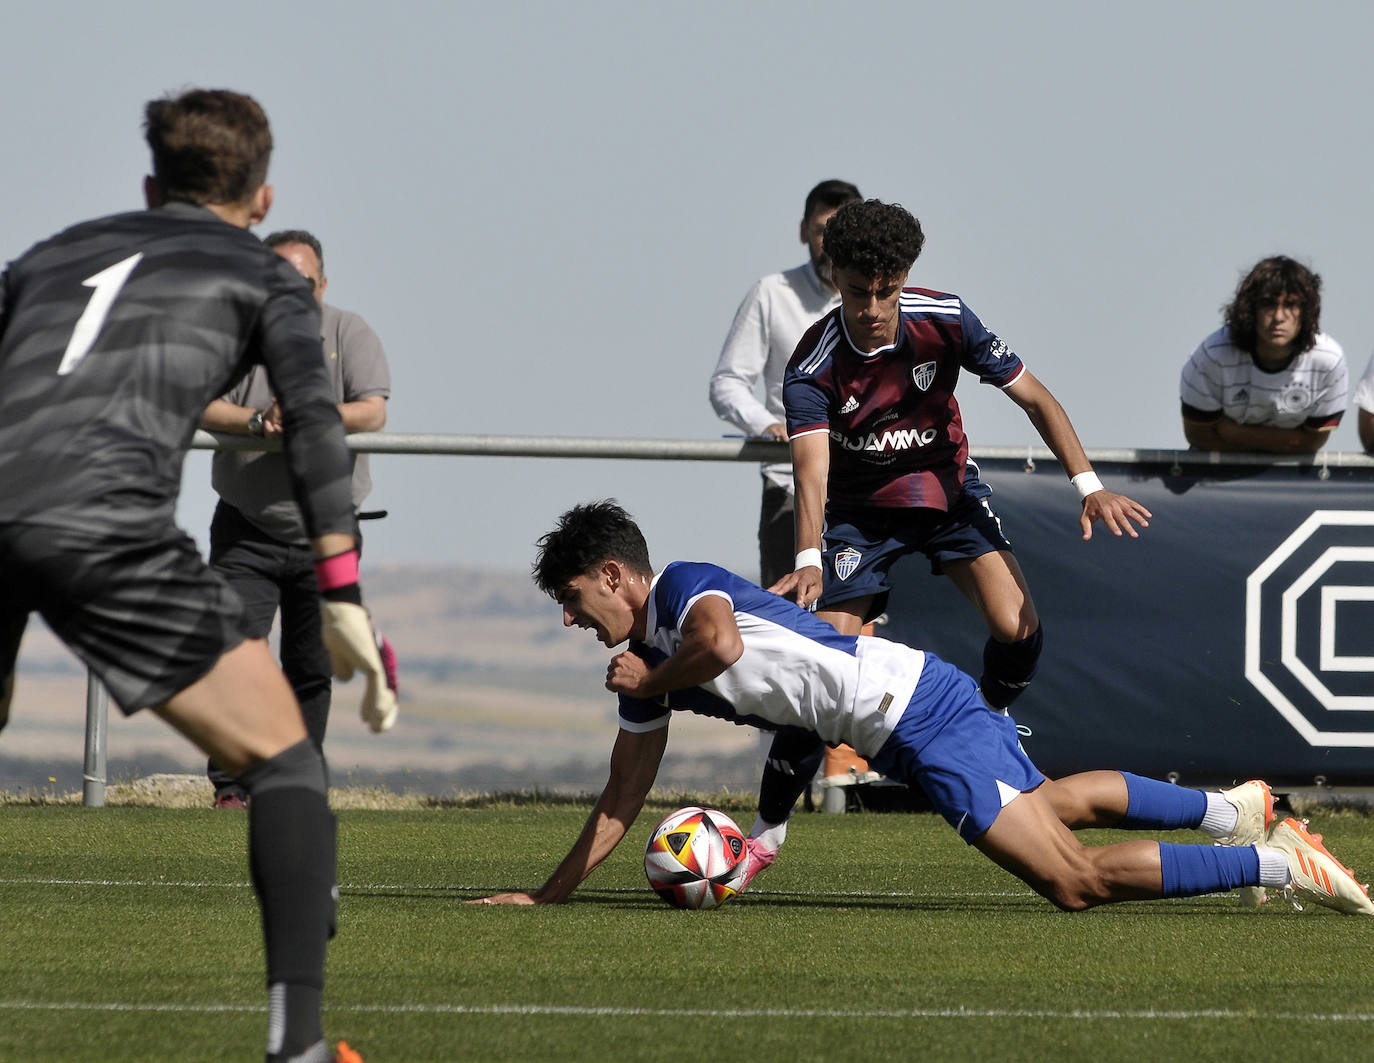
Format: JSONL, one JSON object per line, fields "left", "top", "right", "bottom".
{"left": 242, "top": 738, "right": 337, "bottom": 1060}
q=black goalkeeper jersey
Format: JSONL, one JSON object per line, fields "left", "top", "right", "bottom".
{"left": 0, "top": 202, "right": 354, "bottom": 539}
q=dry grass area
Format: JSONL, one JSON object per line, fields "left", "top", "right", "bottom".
{"left": 0, "top": 771, "right": 764, "bottom": 813}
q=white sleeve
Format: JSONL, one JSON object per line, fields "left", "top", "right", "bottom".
{"left": 1179, "top": 343, "right": 1221, "bottom": 414}
{"left": 1354, "top": 354, "right": 1374, "bottom": 414}
{"left": 708, "top": 279, "right": 778, "bottom": 437}
{"left": 1309, "top": 346, "right": 1348, "bottom": 422}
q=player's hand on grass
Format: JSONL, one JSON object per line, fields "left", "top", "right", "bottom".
{"left": 469, "top": 892, "right": 540, "bottom": 906}
{"left": 1079, "top": 490, "right": 1152, "bottom": 541}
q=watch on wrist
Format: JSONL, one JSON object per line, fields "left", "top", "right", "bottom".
{"left": 247, "top": 409, "right": 266, "bottom": 437}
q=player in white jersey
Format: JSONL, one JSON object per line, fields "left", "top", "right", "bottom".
{"left": 1180, "top": 256, "right": 1347, "bottom": 453}
{"left": 471, "top": 502, "right": 1372, "bottom": 916}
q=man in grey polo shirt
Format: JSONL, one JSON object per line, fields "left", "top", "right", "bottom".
{"left": 201, "top": 229, "right": 393, "bottom": 807}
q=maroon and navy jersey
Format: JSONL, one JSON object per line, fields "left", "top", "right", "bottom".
{"left": 0, "top": 202, "right": 354, "bottom": 539}
{"left": 783, "top": 288, "right": 1025, "bottom": 511}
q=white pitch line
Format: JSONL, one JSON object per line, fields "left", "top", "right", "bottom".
{"left": 0, "top": 1000, "right": 1370, "bottom": 1022}
{"left": 0, "top": 877, "right": 1038, "bottom": 899}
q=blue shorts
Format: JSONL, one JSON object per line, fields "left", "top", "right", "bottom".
{"left": 868, "top": 653, "right": 1044, "bottom": 842}
{"left": 816, "top": 466, "right": 1013, "bottom": 620}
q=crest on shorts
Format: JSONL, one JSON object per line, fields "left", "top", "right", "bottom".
{"left": 834, "top": 547, "right": 861, "bottom": 581}
{"left": 911, "top": 361, "right": 937, "bottom": 391}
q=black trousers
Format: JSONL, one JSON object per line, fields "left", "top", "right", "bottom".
{"left": 205, "top": 502, "right": 352, "bottom": 793}
{"left": 757, "top": 482, "right": 795, "bottom": 591}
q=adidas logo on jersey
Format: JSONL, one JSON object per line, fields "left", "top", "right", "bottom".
{"left": 839, "top": 395, "right": 859, "bottom": 414}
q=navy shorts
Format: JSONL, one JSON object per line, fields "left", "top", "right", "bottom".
{"left": 868, "top": 652, "right": 1044, "bottom": 842}
{"left": 816, "top": 465, "right": 1014, "bottom": 620}
{"left": 0, "top": 522, "right": 247, "bottom": 715}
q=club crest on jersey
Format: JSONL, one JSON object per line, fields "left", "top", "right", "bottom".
{"left": 834, "top": 547, "right": 861, "bottom": 582}
{"left": 1279, "top": 382, "right": 1313, "bottom": 413}
{"left": 911, "top": 361, "right": 937, "bottom": 391}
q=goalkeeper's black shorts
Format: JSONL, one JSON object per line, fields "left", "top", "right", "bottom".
{"left": 0, "top": 521, "right": 246, "bottom": 714}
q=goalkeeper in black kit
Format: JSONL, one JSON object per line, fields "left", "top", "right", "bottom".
{"left": 0, "top": 88, "right": 390, "bottom": 1063}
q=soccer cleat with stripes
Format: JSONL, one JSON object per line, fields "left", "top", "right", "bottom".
{"left": 1267, "top": 817, "right": 1374, "bottom": 916}
{"left": 273, "top": 1039, "right": 364, "bottom": 1063}
{"left": 737, "top": 837, "right": 777, "bottom": 893}
{"left": 1216, "top": 779, "right": 1274, "bottom": 907}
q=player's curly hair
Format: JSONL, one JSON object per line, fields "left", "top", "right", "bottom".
{"left": 144, "top": 88, "right": 273, "bottom": 206}
{"left": 533, "top": 500, "right": 653, "bottom": 596}
{"left": 1224, "top": 255, "right": 1322, "bottom": 357}
{"left": 822, "top": 199, "right": 925, "bottom": 278}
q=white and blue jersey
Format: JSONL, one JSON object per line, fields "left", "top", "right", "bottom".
{"left": 618, "top": 561, "right": 925, "bottom": 757}
{"left": 618, "top": 560, "right": 1044, "bottom": 841}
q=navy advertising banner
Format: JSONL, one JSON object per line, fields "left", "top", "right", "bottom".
{"left": 880, "top": 459, "right": 1374, "bottom": 788}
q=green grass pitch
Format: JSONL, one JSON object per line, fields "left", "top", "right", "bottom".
{"left": 1, "top": 801, "right": 1371, "bottom": 1062}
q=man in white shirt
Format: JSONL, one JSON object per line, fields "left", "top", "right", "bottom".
{"left": 1180, "top": 256, "right": 1347, "bottom": 453}
{"left": 707, "top": 180, "right": 866, "bottom": 823}
{"left": 709, "top": 179, "right": 862, "bottom": 590}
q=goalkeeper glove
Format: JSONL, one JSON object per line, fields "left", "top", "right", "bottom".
{"left": 315, "top": 549, "right": 398, "bottom": 734}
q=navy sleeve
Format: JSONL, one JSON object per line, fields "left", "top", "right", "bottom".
{"left": 958, "top": 302, "right": 1024, "bottom": 386}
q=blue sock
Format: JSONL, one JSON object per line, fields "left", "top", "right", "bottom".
{"left": 1119, "top": 772, "right": 1207, "bottom": 830}
{"left": 1159, "top": 843, "right": 1261, "bottom": 897}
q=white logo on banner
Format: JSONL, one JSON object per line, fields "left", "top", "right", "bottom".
{"left": 1245, "top": 510, "right": 1374, "bottom": 748}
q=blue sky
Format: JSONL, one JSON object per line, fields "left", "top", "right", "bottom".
{"left": 6, "top": 1, "right": 1372, "bottom": 574}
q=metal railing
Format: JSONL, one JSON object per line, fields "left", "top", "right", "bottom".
{"left": 77, "top": 432, "right": 1374, "bottom": 805}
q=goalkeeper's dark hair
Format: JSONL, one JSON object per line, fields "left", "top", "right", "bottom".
{"left": 823, "top": 199, "right": 925, "bottom": 278}
{"left": 144, "top": 88, "right": 272, "bottom": 206}
{"left": 533, "top": 500, "right": 653, "bottom": 596}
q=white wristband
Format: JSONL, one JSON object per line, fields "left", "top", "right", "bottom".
{"left": 1071, "top": 471, "right": 1104, "bottom": 500}
{"left": 794, "top": 548, "right": 823, "bottom": 572}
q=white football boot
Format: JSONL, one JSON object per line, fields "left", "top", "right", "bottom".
{"left": 1267, "top": 817, "right": 1374, "bottom": 916}
{"left": 1215, "top": 780, "right": 1274, "bottom": 907}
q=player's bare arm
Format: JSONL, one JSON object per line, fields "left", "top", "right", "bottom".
{"left": 769, "top": 431, "right": 829, "bottom": 604}
{"left": 606, "top": 595, "right": 743, "bottom": 699}
{"left": 1005, "top": 371, "right": 1152, "bottom": 541}
{"left": 1360, "top": 408, "right": 1374, "bottom": 454}
{"left": 475, "top": 725, "right": 669, "bottom": 906}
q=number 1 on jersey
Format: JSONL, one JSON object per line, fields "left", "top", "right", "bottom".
{"left": 57, "top": 252, "right": 144, "bottom": 376}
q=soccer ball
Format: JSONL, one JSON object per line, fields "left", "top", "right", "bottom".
{"left": 643, "top": 805, "right": 749, "bottom": 910}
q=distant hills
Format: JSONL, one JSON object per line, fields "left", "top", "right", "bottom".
{"left": 4, "top": 564, "right": 763, "bottom": 797}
